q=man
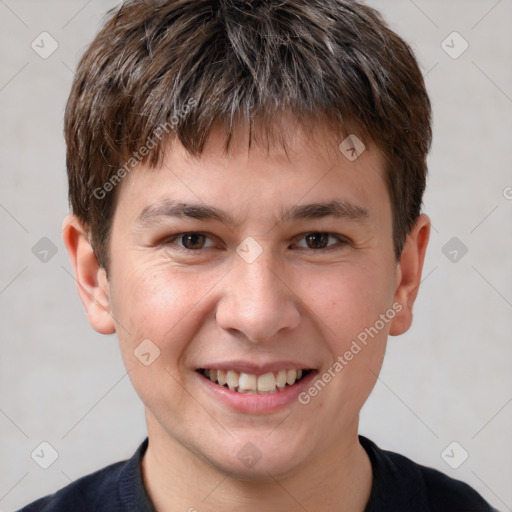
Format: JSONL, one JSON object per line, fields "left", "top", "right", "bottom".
{"left": 19, "top": 0, "right": 497, "bottom": 510}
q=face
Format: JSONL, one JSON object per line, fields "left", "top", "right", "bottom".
{"left": 66, "top": 118, "right": 428, "bottom": 481}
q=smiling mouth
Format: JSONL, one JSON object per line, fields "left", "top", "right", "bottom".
{"left": 197, "top": 368, "right": 313, "bottom": 394}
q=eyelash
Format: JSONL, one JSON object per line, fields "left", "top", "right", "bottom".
{"left": 161, "top": 232, "right": 351, "bottom": 253}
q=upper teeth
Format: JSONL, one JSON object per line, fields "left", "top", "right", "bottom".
{"left": 202, "top": 369, "right": 304, "bottom": 394}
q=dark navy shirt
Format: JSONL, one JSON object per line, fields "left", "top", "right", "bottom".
{"left": 16, "top": 436, "right": 498, "bottom": 511}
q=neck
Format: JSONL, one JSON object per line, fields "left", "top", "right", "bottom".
{"left": 141, "top": 412, "right": 372, "bottom": 512}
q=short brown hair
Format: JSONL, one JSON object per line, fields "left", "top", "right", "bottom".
{"left": 64, "top": 0, "right": 432, "bottom": 274}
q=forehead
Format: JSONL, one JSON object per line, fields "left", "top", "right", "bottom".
{"left": 113, "top": 117, "right": 390, "bottom": 227}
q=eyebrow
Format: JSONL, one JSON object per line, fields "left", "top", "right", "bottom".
{"left": 281, "top": 201, "right": 368, "bottom": 222}
{"left": 135, "top": 199, "right": 369, "bottom": 228}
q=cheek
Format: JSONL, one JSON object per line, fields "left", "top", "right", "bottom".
{"left": 297, "top": 260, "right": 393, "bottom": 407}
{"left": 297, "top": 265, "right": 392, "bottom": 423}
{"left": 108, "top": 263, "right": 216, "bottom": 417}
{"left": 108, "top": 260, "right": 215, "bottom": 364}
{"left": 300, "top": 259, "right": 395, "bottom": 345}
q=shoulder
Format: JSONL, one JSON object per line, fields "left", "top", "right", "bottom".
{"left": 16, "top": 460, "right": 126, "bottom": 512}
{"left": 15, "top": 439, "right": 150, "bottom": 512}
{"left": 359, "top": 436, "right": 498, "bottom": 512}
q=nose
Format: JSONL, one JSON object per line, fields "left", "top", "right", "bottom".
{"left": 215, "top": 252, "right": 301, "bottom": 343}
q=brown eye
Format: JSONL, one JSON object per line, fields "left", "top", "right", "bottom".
{"left": 164, "top": 233, "right": 216, "bottom": 251}
{"left": 304, "top": 233, "right": 330, "bottom": 249}
{"left": 295, "top": 232, "right": 344, "bottom": 250}
{"left": 180, "top": 233, "right": 207, "bottom": 249}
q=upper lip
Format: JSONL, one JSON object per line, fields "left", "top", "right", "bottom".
{"left": 196, "top": 361, "right": 316, "bottom": 376}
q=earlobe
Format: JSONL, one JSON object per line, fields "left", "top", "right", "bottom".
{"left": 62, "top": 214, "right": 116, "bottom": 335}
{"left": 389, "top": 214, "right": 430, "bottom": 336}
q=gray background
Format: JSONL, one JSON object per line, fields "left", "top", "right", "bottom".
{"left": 1, "top": 0, "right": 511, "bottom": 510}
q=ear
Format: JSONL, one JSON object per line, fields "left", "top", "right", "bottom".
{"left": 62, "top": 214, "right": 116, "bottom": 335}
{"left": 389, "top": 214, "right": 430, "bottom": 336}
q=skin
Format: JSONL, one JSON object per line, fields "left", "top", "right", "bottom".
{"left": 63, "top": 117, "right": 430, "bottom": 511}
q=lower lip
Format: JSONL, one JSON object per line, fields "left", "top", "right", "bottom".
{"left": 196, "top": 371, "right": 317, "bottom": 414}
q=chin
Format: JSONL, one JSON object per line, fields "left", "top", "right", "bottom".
{"left": 201, "top": 439, "right": 309, "bottom": 482}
